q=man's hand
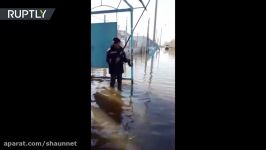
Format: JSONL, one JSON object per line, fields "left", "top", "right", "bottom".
{"left": 127, "top": 59, "right": 133, "bottom": 67}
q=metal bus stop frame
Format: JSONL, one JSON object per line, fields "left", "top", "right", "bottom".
{"left": 91, "top": 0, "right": 145, "bottom": 85}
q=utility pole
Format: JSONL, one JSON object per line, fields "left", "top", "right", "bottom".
{"left": 152, "top": 0, "right": 158, "bottom": 43}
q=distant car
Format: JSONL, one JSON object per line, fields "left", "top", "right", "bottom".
{"left": 165, "top": 45, "right": 169, "bottom": 50}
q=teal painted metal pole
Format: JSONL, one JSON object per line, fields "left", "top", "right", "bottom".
{"left": 130, "top": 10, "right": 133, "bottom": 84}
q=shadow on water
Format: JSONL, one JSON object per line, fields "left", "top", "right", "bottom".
{"left": 91, "top": 48, "right": 175, "bottom": 150}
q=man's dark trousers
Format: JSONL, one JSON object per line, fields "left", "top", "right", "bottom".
{"left": 110, "top": 74, "right": 122, "bottom": 90}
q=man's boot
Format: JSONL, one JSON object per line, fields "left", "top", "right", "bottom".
{"left": 117, "top": 74, "right": 122, "bottom": 91}
{"left": 110, "top": 74, "right": 115, "bottom": 88}
{"left": 117, "top": 83, "right": 122, "bottom": 91}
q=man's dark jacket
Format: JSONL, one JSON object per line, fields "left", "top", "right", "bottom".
{"left": 106, "top": 45, "right": 129, "bottom": 74}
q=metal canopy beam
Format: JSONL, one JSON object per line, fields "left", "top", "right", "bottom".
{"left": 138, "top": 0, "right": 147, "bottom": 10}
{"left": 91, "top": 5, "right": 117, "bottom": 11}
{"left": 134, "top": 7, "right": 145, "bottom": 9}
{"left": 91, "top": 8, "right": 132, "bottom": 14}
{"left": 123, "top": 0, "right": 133, "bottom": 9}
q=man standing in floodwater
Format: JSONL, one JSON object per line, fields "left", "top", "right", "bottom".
{"left": 106, "top": 37, "right": 132, "bottom": 91}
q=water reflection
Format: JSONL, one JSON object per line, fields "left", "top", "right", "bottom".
{"left": 149, "top": 54, "right": 154, "bottom": 87}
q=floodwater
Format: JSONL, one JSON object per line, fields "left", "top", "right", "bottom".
{"left": 91, "top": 48, "right": 175, "bottom": 150}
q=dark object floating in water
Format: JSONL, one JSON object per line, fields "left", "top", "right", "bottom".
{"left": 93, "top": 88, "right": 124, "bottom": 124}
{"left": 94, "top": 88, "right": 123, "bottom": 114}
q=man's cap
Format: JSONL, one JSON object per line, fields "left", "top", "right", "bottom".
{"left": 113, "top": 37, "right": 121, "bottom": 43}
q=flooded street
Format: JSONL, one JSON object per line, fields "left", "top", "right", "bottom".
{"left": 91, "top": 48, "right": 175, "bottom": 150}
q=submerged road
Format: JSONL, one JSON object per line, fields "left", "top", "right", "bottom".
{"left": 91, "top": 48, "right": 175, "bottom": 150}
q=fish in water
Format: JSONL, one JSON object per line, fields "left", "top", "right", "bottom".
{"left": 94, "top": 88, "right": 124, "bottom": 115}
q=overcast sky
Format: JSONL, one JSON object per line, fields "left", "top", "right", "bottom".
{"left": 91, "top": 0, "right": 175, "bottom": 44}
